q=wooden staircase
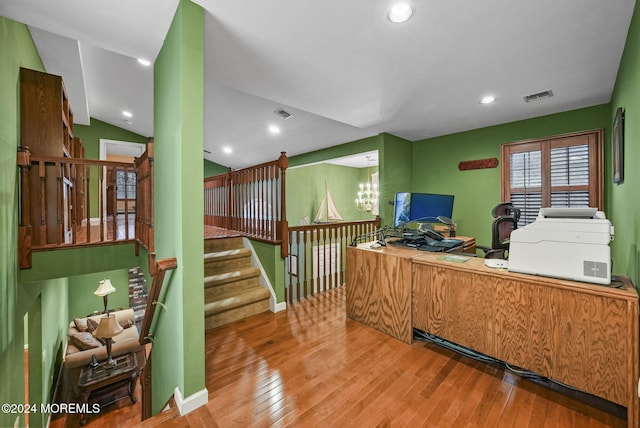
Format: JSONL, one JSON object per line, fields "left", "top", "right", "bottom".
{"left": 204, "top": 236, "right": 271, "bottom": 330}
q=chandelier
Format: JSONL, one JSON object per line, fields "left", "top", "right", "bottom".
{"left": 355, "top": 156, "right": 378, "bottom": 212}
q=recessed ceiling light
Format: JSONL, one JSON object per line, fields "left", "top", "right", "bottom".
{"left": 480, "top": 96, "right": 496, "bottom": 104}
{"left": 268, "top": 125, "right": 281, "bottom": 135}
{"left": 137, "top": 58, "right": 151, "bottom": 67}
{"left": 388, "top": 3, "right": 413, "bottom": 23}
{"left": 222, "top": 146, "right": 232, "bottom": 154}
{"left": 122, "top": 110, "right": 133, "bottom": 118}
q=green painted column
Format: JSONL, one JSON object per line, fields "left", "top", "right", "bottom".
{"left": 152, "top": 0, "right": 206, "bottom": 413}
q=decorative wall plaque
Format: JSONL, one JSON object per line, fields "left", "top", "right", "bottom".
{"left": 458, "top": 158, "right": 498, "bottom": 171}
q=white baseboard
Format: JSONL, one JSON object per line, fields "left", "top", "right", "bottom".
{"left": 271, "top": 299, "right": 286, "bottom": 313}
{"left": 174, "top": 387, "right": 208, "bottom": 416}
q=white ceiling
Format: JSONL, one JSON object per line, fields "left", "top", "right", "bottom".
{"left": 0, "top": 0, "right": 635, "bottom": 169}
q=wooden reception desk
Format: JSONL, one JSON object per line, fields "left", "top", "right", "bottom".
{"left": 345, "top": 243, "right": 639, "bottom": 427}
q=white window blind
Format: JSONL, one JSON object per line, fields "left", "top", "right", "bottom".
{"left": 502, "top": 132, "right": 602, "bottom": 227}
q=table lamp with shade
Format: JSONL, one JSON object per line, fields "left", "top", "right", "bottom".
{"left": 93, "top": 314, "right": 123, "bottom": 368}
{"left": 94, "top": 279, "right": 116, "bottom": 314}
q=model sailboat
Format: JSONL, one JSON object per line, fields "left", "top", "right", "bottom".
{"left": 314, "top": 187, "right": 343, "bottom": 223}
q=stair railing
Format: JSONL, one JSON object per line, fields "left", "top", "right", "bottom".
{"left": 286, "top": 218, "right": 380, "bottom": 302}
{"left": 204, "top": 152, "right": 289, "bottom": 257}
{"left": 138, "top": 257, "right": 178, "bottom": 421}
{"left": 135, "top": 141, "right": 155, "bottom": 256}
{"left": 16, "top": 143, "right": 155, "bottom": 269}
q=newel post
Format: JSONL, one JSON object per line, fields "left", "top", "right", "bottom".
{"left": 278, "top": 152, "right": 289, "bottom": 258}
{"left": 17, "top": 147, "right": 33, "bottom": 269}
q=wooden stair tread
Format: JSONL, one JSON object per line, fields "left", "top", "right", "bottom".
{"left": 204, "top": 286, "right": 271, "bottom": 316}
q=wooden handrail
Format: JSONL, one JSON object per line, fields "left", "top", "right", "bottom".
{"left": 139, "top": 257, "right": 178, "bottom": 346}
{"left": 138, "top": 256, "right": 178, "bottom": 421}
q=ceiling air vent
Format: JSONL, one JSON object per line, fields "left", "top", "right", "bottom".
{"left": 523, "top": 90, "right": 554, "bottom": 103}
{"left": 274, "top": 108, "right": 292, "bottom": 119}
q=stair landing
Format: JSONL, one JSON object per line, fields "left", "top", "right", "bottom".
{"left": 204, "top": 233, "right": 271, "bottom": 330}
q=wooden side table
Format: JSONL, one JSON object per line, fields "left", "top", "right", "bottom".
{"left": 76, "top": 353, "right": 138, "bottom": 425}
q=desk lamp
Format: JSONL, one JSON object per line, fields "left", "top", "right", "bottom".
{"left": 93, "top": 314, "right": 123, "bottom": 368}
{"left": 94, "top": 279, "right": 116, "bottom": 314}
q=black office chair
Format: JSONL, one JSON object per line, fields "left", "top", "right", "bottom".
{"left": 477, "top": 202, "right": 521, "bottom": 259}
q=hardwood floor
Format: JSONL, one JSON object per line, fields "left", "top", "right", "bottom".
{"left": 63, "top": 286, "right": 625, "bottom": 427}
{"left": 72, "top": 214, "right": 136, "bottom": 244}
{"left": 204, "top": 225, "right": 243, "bottom": 239}
{"left": 132, "top": 286, "right": 626, "bottom": 428}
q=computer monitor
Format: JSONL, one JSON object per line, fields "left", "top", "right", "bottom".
{"left": 393, "top": 192, "right": 454, "bottom": 228}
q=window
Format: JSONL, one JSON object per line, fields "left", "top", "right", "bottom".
{"left": 501, "top": 130, "right": 603, "bottom": 226}
{"left": 116, "top": 170, "right": 136, "bottom": 200}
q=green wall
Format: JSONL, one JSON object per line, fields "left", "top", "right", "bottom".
{"left": 204, "top": 158, "right": 228, "bottom": 177}
{"left": 287, "top": 163, "right": 377, "bottom": 224}
{"left": 412, "top": 105, "right": 611, "bottom": 255}
{"left": 251, "top": 240, "right": 285, "bottom": 302}
{"left": 289, "top": 134, "right": 383, "bottom": 167}
{"left": 379, "top": 133, "right": 413, "bottom": 223}
{"left": 74, "top": 118, "right": 149, "bottom": 159}
{"left": 19, "top": 243, "right": 139, "bottom": 282}
{"left": 74, "top": 118, "right": 148, "bottom": 217}
{"left": 288, "top": 133, "right": 412, "bottom": 226}
{"left": 609, "top": 0, "right": 640, "bottom": 287}
{"left": 18, "top": 278, "right": 69, "bottom": 428}
{"left": 0, "top": 17, "right": 71, "bottom": 428}
{"left": 152, "top": 0, "right": 206, "bottom": 413}
{"left": 68, "top": 269, "right": 131, "bottom": 318}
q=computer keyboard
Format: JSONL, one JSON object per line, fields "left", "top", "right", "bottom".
{"left": 388, "top": 237, "right": 463, "bottom": 252}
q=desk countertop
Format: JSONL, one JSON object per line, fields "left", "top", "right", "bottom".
{"left": 351, "top": 242, "right": 637, "bottom": 299}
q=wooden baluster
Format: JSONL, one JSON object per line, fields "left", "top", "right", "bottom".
{"left": 122, "top": 168, "right": 128, "bottom": 240}
{"left": 265, "top": 166, "right": 270, "bottom": 239}
{"left": 301, "top": 230, "right": 307, "bottom": 301}
{"left": 85, "top": 164, "right": 91, "bottom": 243}
{"left": 324, "top": 227, "right": 329, "bottom": 292}
{"left": 325, "top": 228, "right": 331, "bottom": 292}
{"left": 245, "top": 170, "right": 248, "bottom": 234}
{"left": 258, "top": 168, "right": 262, "bottom": 237}
{"left": 249, "top": 169, "right": 254, "bottom": 236}
{"left": 253, "top": 168, "right": 257, "bottom": 237}
{"left": 99, "top": 165, "right": 105, "bottom": 242}
{"left": 17, "top": 148, "right": 33, "bottom": 268}
{"left": 70, "top": 160, "right": 77, "bottom": 244}
{"left": 136, "top": 162, "right": 142, "bottom": 242}
{"left": 336, "top": 225, "right": 342, "bottom": 287}
{"left": 111, "top": 167, "right": 117, "bottom": 241}
{"left": 331, "top": 227, "right": 337, "bottom": 290}
{"left": 57, "top": 161, "right": 65, "bottom": 244}
{"left": 279, "top": 152, "right": 288, "bottom": 256}
{"left": 38, "top": 161, "right": 47, "bottom": 245}
{"left": 287, "top": 230, "right": 292, "bottom": 303}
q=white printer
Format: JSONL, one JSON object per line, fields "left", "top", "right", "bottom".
{"left": 507, "top": 208, "right": 614, "bottom": 285}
